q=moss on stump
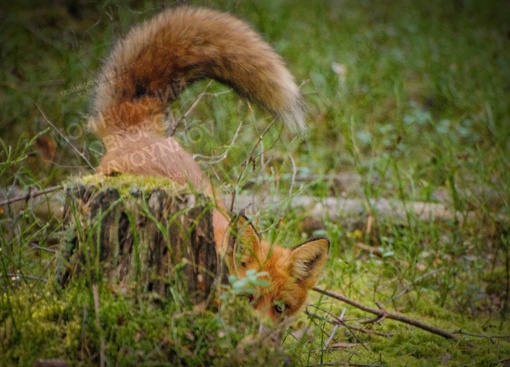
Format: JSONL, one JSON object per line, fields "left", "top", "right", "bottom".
{"left": 55, "top": 174, "right": 226, "bottom": 306}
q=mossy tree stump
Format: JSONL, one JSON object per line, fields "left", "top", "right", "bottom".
{"left": 56, "top": 175, "right": 225, "bottom": 306}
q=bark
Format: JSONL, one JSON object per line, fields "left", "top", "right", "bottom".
{"left": 55, "top": 179, "right": 225, "bottom": 305}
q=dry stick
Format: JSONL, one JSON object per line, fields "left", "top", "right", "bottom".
{"left": 313, "top": 286, "right": 460, "bottom": 341}
{"left": 34, "top": 103, "right": 95, "bottom": 171}
{"left": 0, "top": 185, "right": 62, "bottom": 206}
{"left": 323, "top": 308, "right": 344, "bottom": 350}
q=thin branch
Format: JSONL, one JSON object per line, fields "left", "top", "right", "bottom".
{"left": 0, "top": 185, "right": 62, "bottom": 207}
{"left": 452, "top": 329, "right": 510, "bottom": 340}
{"left": 344, "top": 324, "right": 393, "bottom": 338}
{"left": 313, "top": 286, "right": 460, "bottom": 341}
{"left": 193, "top": 120, "right": 243, "bottom": 163}
{"left": 30, "top": 243, "right": 58, "bottom": 254}
{"left": 391, "top": 268, "right": 445, "bottom": 301}
{"left": 306, "top": 305, "right": 368, "bottom": 351}
{"left": 229, "top": 117, "right": 277, "bottom": 212}
{"left": 173, "top": 80, "right": 214, "bottom": 132}
{"left": 323, "top": 308, "right": 345, "bottom": 350}
{"left": 309, "top": 306, "right": 394, "bottom": 338}
{"left": 34, "top": 103, "right": 95, "bottom": 170}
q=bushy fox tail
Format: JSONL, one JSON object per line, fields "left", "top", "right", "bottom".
{"left": 90, "top": 6, "right": 304, "bottom": 143}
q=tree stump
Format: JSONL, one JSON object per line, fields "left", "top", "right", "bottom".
{"left": 55, "top": 175, "right": 226, "bottom": 306}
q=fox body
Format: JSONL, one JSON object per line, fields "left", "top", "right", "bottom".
{"left": 89, "top": 6, "right": 329, "bottom": 320}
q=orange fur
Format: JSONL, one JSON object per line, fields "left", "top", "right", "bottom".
{"left": 228, "top": 216, "right": 329, "bottom": 320}
{"left": 89, "top": 6, "right": 329, "bottom": 321}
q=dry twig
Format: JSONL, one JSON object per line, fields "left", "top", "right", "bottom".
{"left": 313, "top": 286, "right": 460, "bottom": 341}
{"left": 173, "top": 80, "right": 214, "bottom": 132}
{"left": 193, "top": 120, "right": 243, "bottom": 163}
{"left": 306, "top": 305, "right": 369, "bottom": 351}
{"left": 34, "top": 103, "right": 95, "bottom": 170}
{"left": 228, "top": 117, "right": 277, "bottom": 212}
{"left": 0, "top": 185, "right": 62, "bottom": 207}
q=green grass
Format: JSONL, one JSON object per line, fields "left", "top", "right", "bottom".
{"left": 1, "top": 0, "right": 510, "bottom": 365}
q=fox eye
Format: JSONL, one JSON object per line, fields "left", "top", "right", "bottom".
{"left": 273, "top": 303, "right": 285, "bottom": 315}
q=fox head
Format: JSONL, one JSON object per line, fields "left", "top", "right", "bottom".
{"left": 226, "top": 215, "right": 329, "bottom": 321}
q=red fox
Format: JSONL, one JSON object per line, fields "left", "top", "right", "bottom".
{"left": 88, "top": 6, "right": 329, "bottom": 321}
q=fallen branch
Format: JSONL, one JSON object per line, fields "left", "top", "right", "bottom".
{"left": 313, "top": 286, "right": 460, "bottom": 341}
{"left": 0, "top": 187, "right": 489, "bottom": 225}
{"left": 232, "top": 195, "right": 469, "bottom": 223}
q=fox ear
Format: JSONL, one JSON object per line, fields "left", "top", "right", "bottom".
{"left": 289, "top": 238, "right": 329, "bottom": 287}
{"left": 227, "top": 214, "right": 262, "bottom": 271}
